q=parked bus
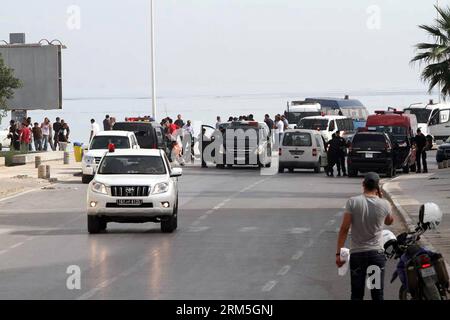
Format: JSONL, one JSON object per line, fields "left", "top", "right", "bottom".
{"left": 284, "top": 101, "right": 321, "bottom": 128}
{"left": 304, "top": 96, "right": 369, "bottom": 129}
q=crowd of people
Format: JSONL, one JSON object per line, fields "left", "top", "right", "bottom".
{"left": 7, "top": 117, "right": 71, "bottom": 152}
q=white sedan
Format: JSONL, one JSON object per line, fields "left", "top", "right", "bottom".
{"left": 87, "top": 149, "right": 182, "bottom": 234}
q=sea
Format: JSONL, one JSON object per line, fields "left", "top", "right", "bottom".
{"left": 4, "top": 90, "right": 440, "bottom": 147}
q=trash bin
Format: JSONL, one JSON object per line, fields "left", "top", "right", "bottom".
{"left": 73, "top": 142, "right": 84, "bottom": 163}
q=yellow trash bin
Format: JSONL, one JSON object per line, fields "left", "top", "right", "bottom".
{"left": 73, "top": 143, "right": 84, "bottom": 163}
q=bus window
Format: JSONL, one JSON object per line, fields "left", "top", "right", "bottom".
{"left": 329, "top": 120, "right": 335, "bottom": 132}
{"left": 440, "top": 109, "right": 450, "bottom": 124}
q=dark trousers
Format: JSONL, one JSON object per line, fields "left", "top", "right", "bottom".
{"left": 337, "top": 155, "right": 346, "bottom": 175}
{"left": 350, "top": 250, "right": 386, "bottom": 300}
{"left": 327, "top": 154, "right": 337, "bottom": 176}
{"left": 416, "top": 149, "right": 428, "bottom": 173}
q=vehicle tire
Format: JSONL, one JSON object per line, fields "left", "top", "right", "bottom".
{"left": 348, "top": 167, "right": 358, "bottom": 177}
{"left": 100, "top": 219, "right": 107, "bottom": 231}
{"left": 265, "top": 162, "right": 271, "bottom": 168}
{"left": 88, "top": 216, "right": 102, "bottom": 234}
{"left": 82, "top": 175, "right": 92, "bottom": 184}
{"left": 314, "top": 161, "right": 321, "bottom": 173}
{"left": 288, "top": 168, "right": 294, "bottom": 173}
{"left": 278, "top": 166, "right": 284, "bottom": 173}
{"left": 423, "top": 277, "right": 442, "bottom": 300}
{"left": 403, "top": 166, "right": 410, "bottom": 174}
{"left": 227, "top": 164, "right": 233, "bottom": 169}
{"left": 161, "top": 201, "right": 178, "bottom": 233}
{"left": 216, "top": 164, "right": 225, "bottom": 169}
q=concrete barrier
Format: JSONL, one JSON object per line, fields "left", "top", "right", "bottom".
{"left": 38, "top": 165, "right": 46, "bottom": 179}
{"left": 0, "top": 157, "right": 5, "bottom": 167}
{"left": 444, "top": 160, "right": 449, "bottom": 169}
{"left": 11, "top": 152, "right": 65, "bottom": 166}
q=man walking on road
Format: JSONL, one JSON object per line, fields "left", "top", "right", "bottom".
{"left": 414, "top": 128, "right": 428, "bottom": 173}
{"left": 326, "top": 134, "right": 340, "bottom": 177}
{"left": 337, "top": 131, "right": 348, "bottom": 177}
{"left": 336, "top": 172, "right": 394, "bottom": 300}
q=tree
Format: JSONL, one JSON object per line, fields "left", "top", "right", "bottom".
{"left": 0, "top": 53, "right": 21, "bottom": 122}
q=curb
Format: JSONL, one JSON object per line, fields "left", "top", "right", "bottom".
{"left": 382, "top": 180, "right": 450, "bottom": 274}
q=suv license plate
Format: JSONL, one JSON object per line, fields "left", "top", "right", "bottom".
{"left": 420, "top": 267, "right": 436, "bottom": 278}
{"left": 365, "top": 153, "right": 374, "bottom": 158}
{"left": 117, "top": 199, "right": 143, "bottom": 206}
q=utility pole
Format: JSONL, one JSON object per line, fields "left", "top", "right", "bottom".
{"left": 150, "top": 0, "right": 157, "bottom": 119}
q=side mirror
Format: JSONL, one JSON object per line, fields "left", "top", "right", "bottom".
{"left": 419, "top": 203, "right": 442, "bottom": 230}
{"left": 170, "top": 168, "right": 183, "bottom": 178}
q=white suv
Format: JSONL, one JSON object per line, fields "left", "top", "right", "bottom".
{"left": 82, "top": 131, "right": 140, "bottom": 184}
{"left": 87, "top": 149, "right": 182, "bottom": 234}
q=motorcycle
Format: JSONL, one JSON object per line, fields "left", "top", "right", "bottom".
{"left": 383, "top": 203, "right": 450, "bottom": 300}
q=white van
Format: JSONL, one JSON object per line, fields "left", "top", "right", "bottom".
{"left": 297, "top": 115, "right": 355, "bottom": 142}
{"left": 279, "top": 129, "right": 328, "bottom": 173}
{"left": 404, "top": 101, "right": 450, "bottom": 143}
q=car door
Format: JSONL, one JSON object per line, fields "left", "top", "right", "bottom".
{"left": 315, "top": 134, "right": 328, "bottom": 167}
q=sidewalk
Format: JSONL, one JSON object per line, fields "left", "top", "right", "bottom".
{"left": 383, "top": 165, "right": 450, "bottom": 268}
{"left": 0, "top": 153, "right": 82, "bottom": 200}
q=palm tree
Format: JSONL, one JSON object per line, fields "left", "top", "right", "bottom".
{"left": 412, "top": 5, "right": 450, "bottom": 99}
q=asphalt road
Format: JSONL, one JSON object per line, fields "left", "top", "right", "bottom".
{"left": 0, "top": 164, "right": 402, "bottom": 300}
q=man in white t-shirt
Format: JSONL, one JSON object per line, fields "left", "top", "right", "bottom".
{"left": 275, "top": 115, "right": 284, "bottom": 147}
{"left": 90, "top": 119, "right": 101, "bottom": 142}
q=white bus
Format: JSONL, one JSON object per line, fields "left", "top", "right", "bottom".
{"left": 404, "top": 100, "right": 450, "bottom": 143}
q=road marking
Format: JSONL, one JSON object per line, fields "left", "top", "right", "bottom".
{"left": 0, "top": 187, "right": 44, "bottom": 203}
{"left": 0, "top": 249, "right": 9, "bottom": 255}
{"left": 213, "top": 204, "right": 224, "bottom": 210}
{"left": 292, "top": 250, "right": 304, "bottom": 260}
{"left": 205, "top": 210, "right": 214, "bottom": 215}
{"left": 187, "top": 226, "right": 210, "bottom": 233}
{"left": 288, "top": 227, "right": 311, "bottom": 234}
{"left": 198, "top": 215, "right": 208, "bottom": 220}
{"left": 9, "top": 242, "right": 24, "bottom": 249}
{"left": 262, "top": 280, "right": 278, "bottom": 292}
{"left": 0, "top": 228, "right": 13, "bottom": 235}
{"left": 191, "top": 220, "right": 200, "bottom": 226}
{"left": 277, "top": 265, "right": 291, "bottom": 276}
{"left": 239, "top": 226, "right": 259, "bottom": 232}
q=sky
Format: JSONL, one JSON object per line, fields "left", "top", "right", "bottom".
{"left": 0, "top": 0, "right": 447, "bottom": 98}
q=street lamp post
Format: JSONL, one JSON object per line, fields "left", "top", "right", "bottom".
{"left": 150, "top": 0, "right": 157, "bottom": 120}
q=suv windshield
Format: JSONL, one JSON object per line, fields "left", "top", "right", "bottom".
{"left": 283, "top": 132, "right": 312, "bottom": 147}
{"left": 352, "top": 134, "right": 387, "bottom": 149}
{"left": 90, "top": 136, "right": 130, "bottom": 150}
{"left": 113, "top": 123, "right": 157, "bottom": 149}
{"left": 98, "top": 156, "right": 166, "bottom": 175}
{"left": 404, "top": 109, "right": 431, "bottom": 124}
{"left": 298, "top": 119, "right": 328, "bottom": 130}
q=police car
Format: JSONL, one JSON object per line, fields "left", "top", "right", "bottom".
{"left": 82, "top": 131, "right": 140, "bottom": 184}
{"left": 87, "top": 148, "right": 182, "bottom": 234}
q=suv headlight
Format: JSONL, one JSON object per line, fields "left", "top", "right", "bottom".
{"left": 152, "top": 182, "right": 169, "bottom": 194}
{"left": 84, "top": 156, "right": 95, "bottom": 164}
{"left": 92, "top": 181, "right": 108, "bottom": 195}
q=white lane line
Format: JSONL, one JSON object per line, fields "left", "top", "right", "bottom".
{"left": 262, "top": 280, "right": 278, "bottom": 292}
{"left": 198, "top": 215, "right": 208, "bottom": 220}
{"left": 277, "top": 265, "right": 291, "bottom": 276}
{"left": 205, "top": 210, "right": 214, "bottom": 215}
{"left": 9, "top": 242, "right": 24, "bottom": 249}
{"left": 213, "top": 204, "right": 224, "bottom": 210}
{"left": 288, "top": 227, "right": 311, "bottom": 234}
{"left": 0, "top": 228, "right": 13, "bottom": 235}
{"left": 187, "top": 226, "right": 210, "bottom": 233}
{"left": 239, "top": 226, "right": 259, "bottom": 232}
{"left": 0, "top": 187, "right": 44, "bottom": 203}
{"left": 0, "top": 249, "right": 9, "bottom": 255}
{"left": 222, "top": 199, "right": 231, "bottom": 203}
{"left": 191, "top": 220, "right": 200, "bottom": 226}
{"left": 292, "top": 250, "right": 304, "bottom": 261}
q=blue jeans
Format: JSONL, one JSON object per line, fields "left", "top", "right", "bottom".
{"left": 350, "top": 250, "right": 386, "bottom": 300}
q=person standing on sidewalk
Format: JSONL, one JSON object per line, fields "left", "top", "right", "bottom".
{"left": 103, "top": 115, "right": 112, "bottom": 131}
{"left": 19, "top": 122, "right": 32, "bottom": 153}
{"left": 7, "top": 120, "right": 20, "bottom": 151}
{"left": 57, "top": 121, "right": 70, "bottom": 151}
{"left": 90, "top": 119, "right": 101, "bottom": 143}
{"left": 53, "top": 117, "right": 62, "bottom": 151}
{"left": 336, "top": 172, "right": 394, "bottom": 300}
{"left": 414, "top": 128, "right": 428, "bottom": 173}
{"left": 41, "top": 118, "right": 52, "bottom": 151}
{"left": 32, "top": 122, "right": 43, "bottom": 151}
